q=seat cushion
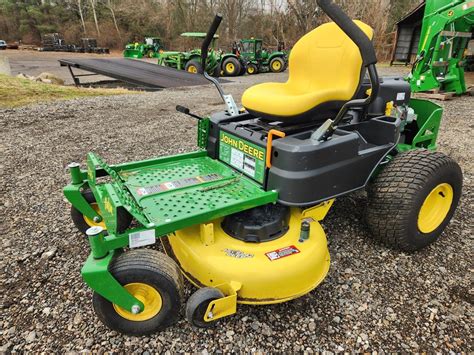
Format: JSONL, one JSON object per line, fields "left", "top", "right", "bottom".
{"left": 242, "top": 21, "right": 373, "bottom": 121}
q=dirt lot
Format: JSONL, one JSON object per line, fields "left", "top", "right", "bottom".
{"left": 1, "top": 65, "right": 473, "bottom": 352}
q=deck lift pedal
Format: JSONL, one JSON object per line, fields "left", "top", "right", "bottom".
{"left": 64, "top": 0, "right": 462, "bottom": 335}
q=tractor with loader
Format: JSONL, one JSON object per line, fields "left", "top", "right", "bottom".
{"left": 123, "top": 37, "right": 164, "bottom": 58}
{"left": 157, "top": 32, "right": 222, "bottom": 76}
{"left": 408, "top": 0, "right": 474, "bottom": 94}
{"left": 64, "top": 0, "right": 463, "bottom": 335}
{"left": 233, "top": 38, "right": 288, "bottom": 75}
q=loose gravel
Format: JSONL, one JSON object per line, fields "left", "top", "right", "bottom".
{"left": 1, "top": 68, "right": 473, "bottom": 352}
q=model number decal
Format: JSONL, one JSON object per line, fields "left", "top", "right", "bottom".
{"left": 219, "top": 131, "right": 266, "bottom": 183}
{"left": 265, "top": 245, "right": 300, "bottom": 261}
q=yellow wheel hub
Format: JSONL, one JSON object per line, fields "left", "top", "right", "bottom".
{"left": 83, "top": 203, "right": 106, "bottom": 229}
{"left": 418, "top": 183, "right": 453, "bottom": 234}
{"left": 272, "top": 61, "right": 281, "bottom": 70}
{"left": 187, "top": 66, "right": 198, "bottom": 73}
{"left": 226, "top": 63, "right": 235, "bottom": 72}
{"left": 113, "top": 283, "right": 162, "bottom": 321}
{"left": 248, "top": 67, "right": 255, "bottom": 74}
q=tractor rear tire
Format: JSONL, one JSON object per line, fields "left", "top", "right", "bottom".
{"left": 71, "top": 190, "right": 132, "bottom": 234}
{"left": 366, "top": 149, "right": 462, "bottom": 252}
{"left": 92, "top": 249, "right": 184, "bottom": 335}
{"left": 270, "top": 57, "right": 285, "bottom": 73}
{"left": 185, "top": 60, "right": 203, "bottom": 74}
{"left": 222, "top": 57, "right": 241, "bottom": 77}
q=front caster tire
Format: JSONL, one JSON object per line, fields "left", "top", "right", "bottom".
{"left": 186, "top": 287, "right": 224, "bottom": 328}
{"left": 70, "top": 190, "right": 132, "bottom": 234}
{"left": 92, "top": 249, "right": 184, "bottom": 335}
{"left": 366, "top": 149, "right": 462, "bottom": 252}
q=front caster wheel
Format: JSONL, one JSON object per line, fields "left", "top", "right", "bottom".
{"left": 70, "top": 190, "right": 132, "bottom": 234}
{"left": 186, "top": 287, "right": 224, "bottom": 328}
{"left": 92, "top": 249, "right": 184, "bottom": 335}
{"left": 366, "top": 149, "right": 462, "bottom": 252}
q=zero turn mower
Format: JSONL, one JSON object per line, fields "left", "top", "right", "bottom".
{"left": 64, "top": 0, "right": 463, "bottom": 335}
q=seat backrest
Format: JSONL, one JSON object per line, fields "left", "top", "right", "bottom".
{"left": 286, "top": 21, "right": 373, "bottom": 100}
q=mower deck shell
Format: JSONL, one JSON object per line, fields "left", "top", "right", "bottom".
{"left": 165, "top": 208, "right": 330, "bottom": 304}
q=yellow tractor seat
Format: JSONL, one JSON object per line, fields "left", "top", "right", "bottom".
{"left": 242, "top": 21, "right": 374, "bottom": 122}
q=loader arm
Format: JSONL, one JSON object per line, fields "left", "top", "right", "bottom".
{"left": 410, "top": 0, "right": 474, "bottom": 94}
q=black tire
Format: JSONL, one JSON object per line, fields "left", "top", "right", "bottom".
{"left": 185, "top": 287, "right": 224, "bottom": 328}
{"left": 185, "top": 60, "right": 203, "bottom": 74}
{"left": 246, "top": 63, "right": 258, "bottom": 75}
{"left": 269, "top": 57, "right": 285, "bottom": 73}
{"left": 239, "top": 62, "right": 246, "bottom": 76}
{"left": 93, "top": 249, "right": 184, "bottom": 335}
{"left": 146, "top": 50, "right": 155, "bottom": 58}
{"left": 70, "top": 190, "right": 132, "bottom": 234}
{"left": 366, "top": 149, "right": 462, "bottom": 252}
{"left": 222, "top": 57, "right": 241, "bottom": 77}
{"left": 211, "top": 64, "right": 220, "bottom": 78}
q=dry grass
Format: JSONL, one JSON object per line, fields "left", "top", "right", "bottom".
{"left": 0, "top": 74, "right": 134, "bottom": 108}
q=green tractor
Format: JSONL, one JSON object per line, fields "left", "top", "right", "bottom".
{"left": 235, "top": 38, "right": 288, "bottom": 75}
{"left": 157, "top": 32, "right": 221, "bottom": 76}
{"left": 123, "top": 37, "right": 164, "bottom": 59}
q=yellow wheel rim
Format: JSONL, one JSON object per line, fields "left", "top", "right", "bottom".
{"left": 187, "top": 65, "right": 198, "bottom": 73}
{"left": 272, "top": 60, "right": 281, "bottom": 71}
{"left": 226, "top": 63, "right": 235, "bottom": 72}
{"left": 248, "top": 67, "right": 255, "bottom": 74}
{"left": 418, "top": 183, "right": 453, "bottom": 234}
{"left": 83, "top": 203, "right": 106, "bottom": 229}
{"left": 113, "top": 283, "right": 163, "bottom": 321}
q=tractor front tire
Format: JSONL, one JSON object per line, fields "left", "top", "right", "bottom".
{"left": 246, "top": 63, "right": 258, "bottom": 75}
{"left": 185, "top": 60, "right": 203, "bottom": 74}
{"left": 93, "top": 249, "right": 184, "bottom": 335}
{"left": 71, "top": 190, "right": 132, "bottom": 234}
{"left": 222, "top": 57, "right": 241, "bottom": 77}
{"left": 366, "top": 149, "right": 462, "bottom": 252}
{"left": 269, "top": 57, "right": 285, "bottom": 73}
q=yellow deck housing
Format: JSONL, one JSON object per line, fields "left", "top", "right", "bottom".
{"left": 165, "top": 208, "right": 330, "bottom": 304}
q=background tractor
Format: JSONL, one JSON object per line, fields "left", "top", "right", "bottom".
{"left": 123, "top": 37, "right": 164, "bottom": 58}
{"left": 157, "top": 32, "right": 221, "bottom": 76}
{"left": 234, "top": 38, "right": 288, "bottom": 74}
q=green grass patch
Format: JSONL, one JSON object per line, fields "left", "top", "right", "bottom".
{"left": 0, "top": 74, "right": 134, "bottom": 108}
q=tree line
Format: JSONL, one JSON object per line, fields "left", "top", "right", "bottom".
{"left": 0, "top": 0, "right": 420, "bottom": 59}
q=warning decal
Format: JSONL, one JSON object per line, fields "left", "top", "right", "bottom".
{"left": 265, "top": 245, "right": 300, "bottom": 261}
{"left": 136, "top": 173, "right": 221, "bottom": 196}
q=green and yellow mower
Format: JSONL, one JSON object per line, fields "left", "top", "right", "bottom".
{"left": 64, "top": 0, "right": 463, "bottom": 335}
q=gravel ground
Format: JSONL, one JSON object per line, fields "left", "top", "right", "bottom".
{"left": 1, "top": 68, "right": 473, "bottom": 352}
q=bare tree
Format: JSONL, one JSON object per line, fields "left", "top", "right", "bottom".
{"left": 90, "top": 0, "right": 100, "bottom": 37}
{"left": 106, "top": 0, "right": 121, "bottom": 40}
{"left": 77, "top": 0, "right": 87, "bottom": 35}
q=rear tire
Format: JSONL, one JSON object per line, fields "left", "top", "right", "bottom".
{"left": 93, "top": 249, "right": 184, "bottom": 335}
{"left": 222, "top": 57, "right": 241, "bottom": 77}
{"left": 366, "top": 149, "right": 462, "bottom": 252}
